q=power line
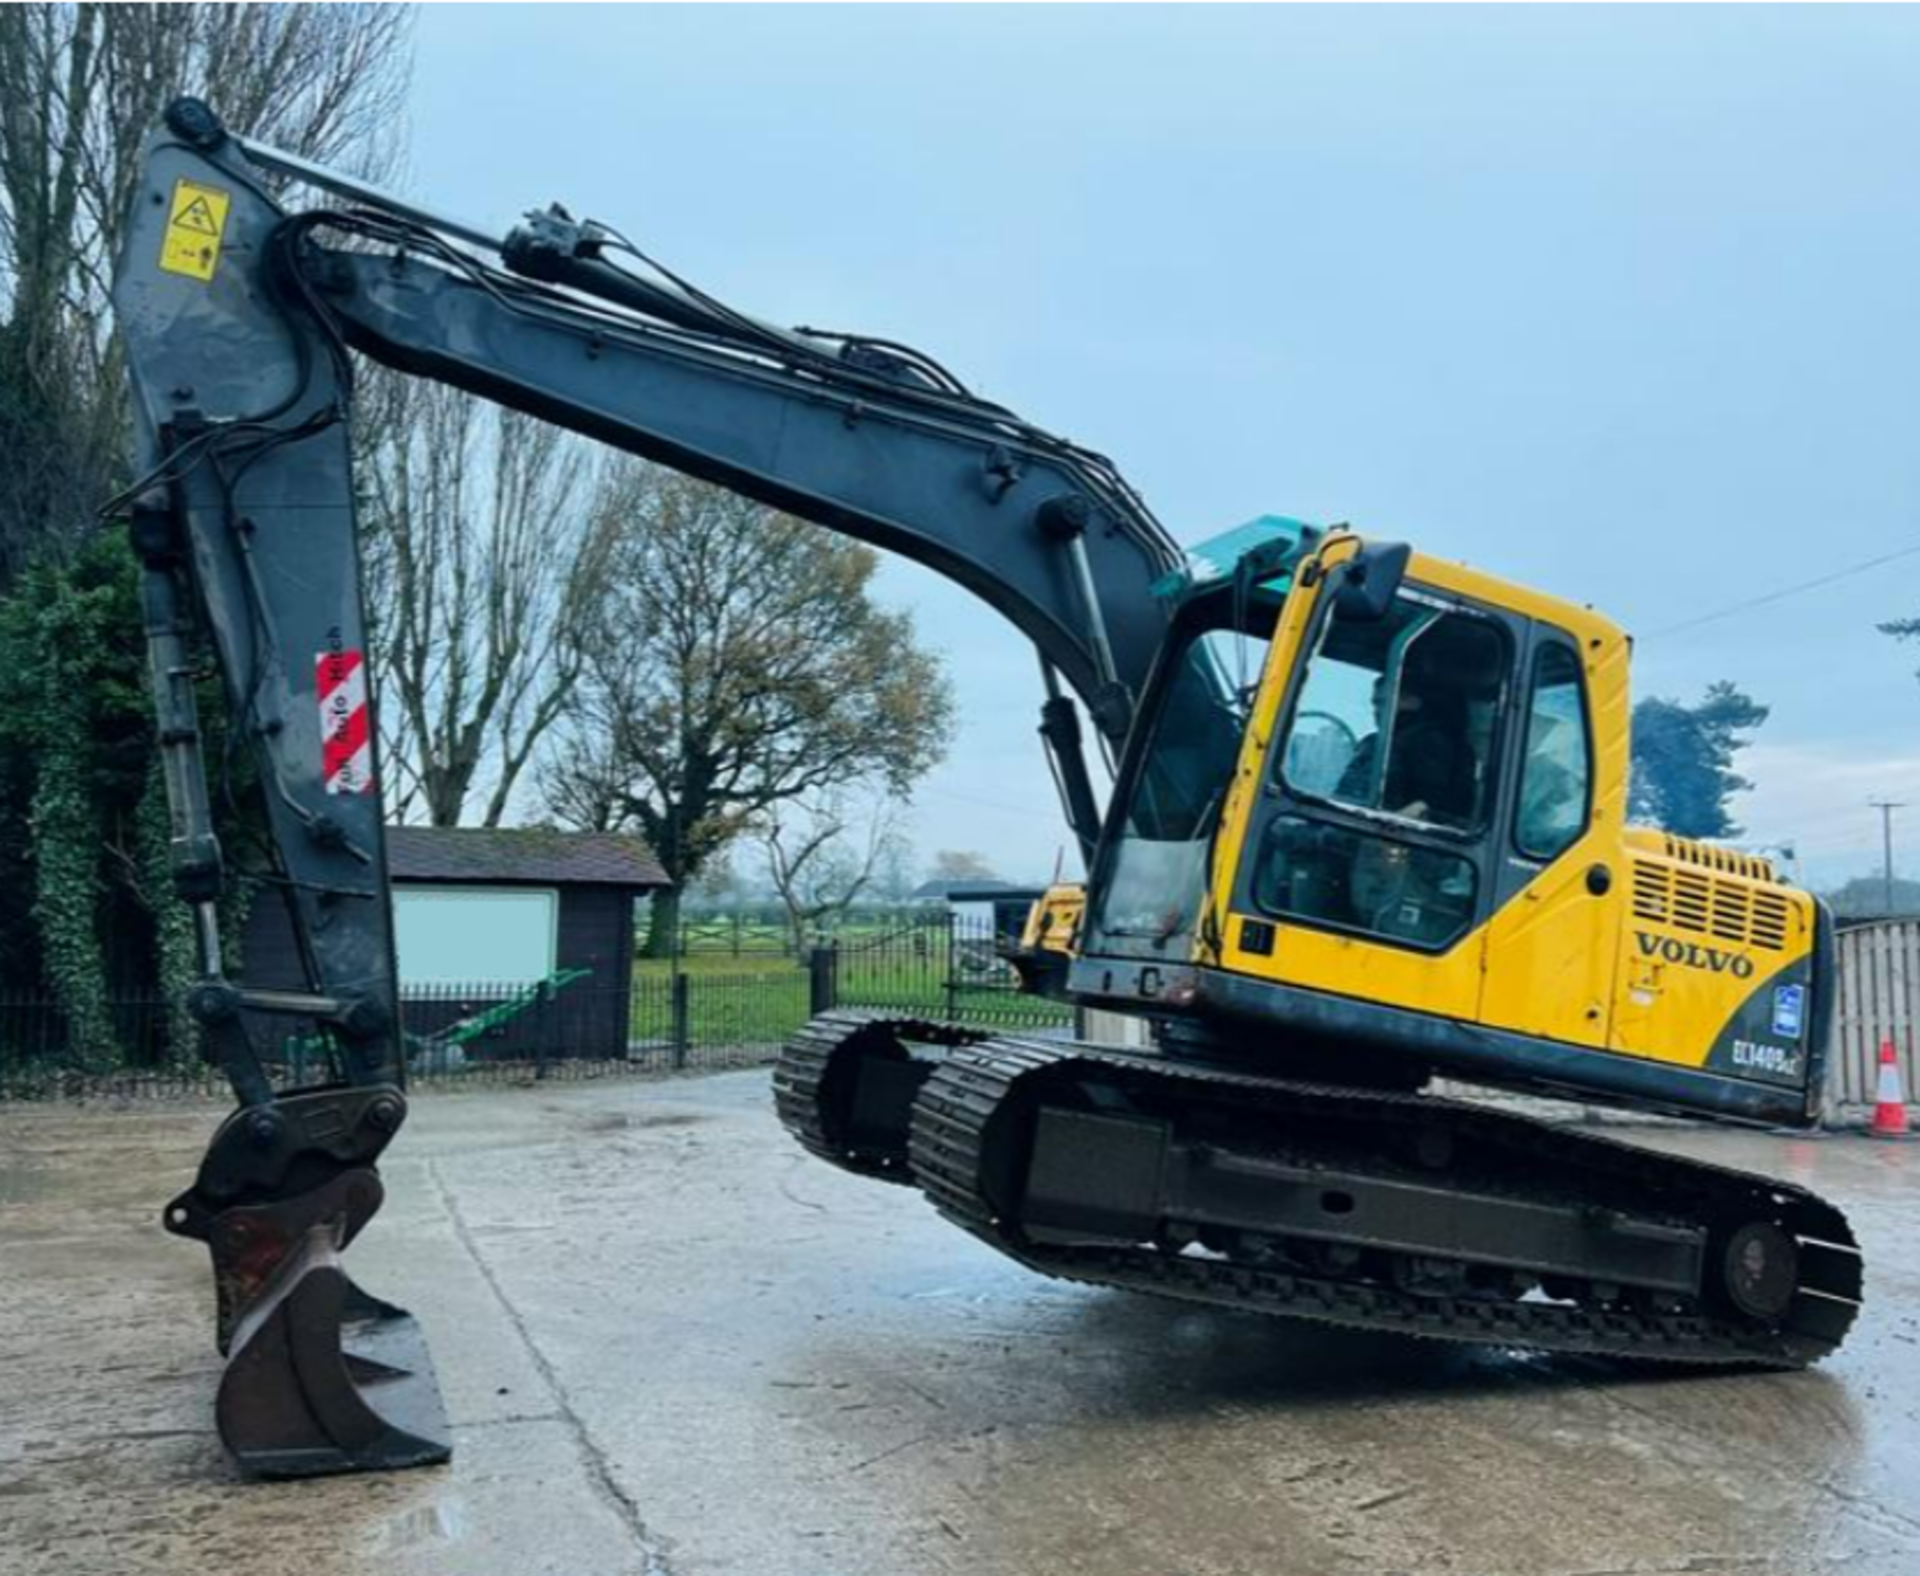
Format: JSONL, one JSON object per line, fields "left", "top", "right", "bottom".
{"left": 1639, "top": 538, "right": 1920, "bottom": 641}
{"left": 1751, "top": 792, "right": 1920, "bottom": 834}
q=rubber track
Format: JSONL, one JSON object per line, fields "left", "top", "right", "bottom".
{"left": 773, "top": 1010, "right": 984, "bottom": 1185}
{"left": 906, "top": 1036, "right": 1862, "bottom": 1368}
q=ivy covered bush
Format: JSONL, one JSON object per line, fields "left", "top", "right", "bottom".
{"left": 0, "top": 532, "right": 237, "bottom": 1069}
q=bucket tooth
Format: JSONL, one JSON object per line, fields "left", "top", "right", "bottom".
{"left": 216, "top": 1221, "right": 451, "bottom": 1479}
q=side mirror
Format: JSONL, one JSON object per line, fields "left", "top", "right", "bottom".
{"left": 1332, "top": 540, "right": 1411, "bottom": 622}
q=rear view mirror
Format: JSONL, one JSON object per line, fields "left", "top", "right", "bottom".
{"left": 1332, "top": 540, "right": 1412, "bottom": 622}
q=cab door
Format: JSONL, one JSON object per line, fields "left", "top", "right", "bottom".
{"left": 1475, "top": 630, "right": 1618, "bottom": 1048}
{"left": 1214, "top": 553, "right": 1515, "bottom": 1022}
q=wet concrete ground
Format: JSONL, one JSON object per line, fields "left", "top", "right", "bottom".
{"left": 3, "top": 1071, "right": 1919, "bottom": 1576}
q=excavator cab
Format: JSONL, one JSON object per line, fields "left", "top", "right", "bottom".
{"left": 1077, "top": 526, "right": 1833, "bottom": 1134}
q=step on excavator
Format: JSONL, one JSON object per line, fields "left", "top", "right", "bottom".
{"left": 110, "top": 99, "right": 1858, "bottom": 1478}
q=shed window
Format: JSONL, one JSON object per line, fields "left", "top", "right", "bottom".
{"left": 394, "top": 886, "right": 558, "bottom": 986}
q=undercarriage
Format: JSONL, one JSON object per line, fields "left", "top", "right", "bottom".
{"left": 776, "top": 1011, "right": 1861, "bottom": 1367}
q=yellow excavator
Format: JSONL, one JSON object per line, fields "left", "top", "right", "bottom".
{"left": 111, "top": 99, "right": 1856, "bottom": 1479}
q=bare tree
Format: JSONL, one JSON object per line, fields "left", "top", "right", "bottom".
{"left": 544, "top": 462, "right": 954, "bottom": 955}
{"left": 358, "top": 373, "right": 619, "bottom": 827}
{"left": 764, "top": 796, "right": 903, "bottom": 951}
{"left": 870, "top": 831, "right": 919, "bottom": 906}
{"left": 0, "top": 3, "right": 413, "bottom": 583}
{"left": 689, "top": 847, "right": 745, "bottom": 908}
{"left": 0, "top": 6, "right": 409, "bottom": 1025}
{"left": 930, "top": 849, "right": 1000, "bottom": 884}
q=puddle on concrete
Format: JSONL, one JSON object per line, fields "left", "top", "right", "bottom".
{"left": 577, "top": 1111, "right": 705, "bottom": 1134}
{"left": 365, "top": 1497, "right": 468, "bottom": 1553}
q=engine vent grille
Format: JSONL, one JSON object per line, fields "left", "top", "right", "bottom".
{"left": 1631, "top": 860, "right": 1793, "bottom": 952}
{"left": 1660, "top": 834, "right": 1777, "bottom": 883}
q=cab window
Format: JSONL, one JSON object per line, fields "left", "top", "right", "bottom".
{"left": 1125, "top": 627, "right": 1268, "bottom": 844}
{"left": 1515, "top": 642, "right": 1590, "bottom": 860}
{"left": 1258, "top": 589, "right": 1508, "bottom": 953}
{"left": 1280, "top": 595, "right": 1508, "bottom": 831}
{"left": 1254, "top": 815, "right": 1479, "bottom": 949}
{"left": 1090, "top": 619, "right": 1271, "bottom": 956}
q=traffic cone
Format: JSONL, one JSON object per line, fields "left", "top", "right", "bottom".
{"left": 1870, "top": 1037, "right": 1909, "bottom": 1139}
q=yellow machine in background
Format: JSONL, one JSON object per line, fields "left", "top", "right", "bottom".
{"left": 1006, "top": 884, "right": 1085, "bottom": 996}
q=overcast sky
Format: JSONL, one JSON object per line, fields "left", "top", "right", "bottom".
{"left": 407, "top": 6, "right": 1920, "bottom": 891}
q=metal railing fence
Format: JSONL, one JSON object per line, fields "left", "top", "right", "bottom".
{"left": 0, "top": 909, "right": 1069, "bottom": 1099}
{"left": 8, "top": 916, "right": 1916, "bottom": 1123}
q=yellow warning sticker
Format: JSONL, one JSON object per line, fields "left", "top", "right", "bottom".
{"left": 158, "top": 178, "right": 230, "bottom": 282}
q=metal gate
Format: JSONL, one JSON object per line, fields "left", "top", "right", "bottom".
{"left": 1831, "top": 920, "right": 1920, "bottom": 1114}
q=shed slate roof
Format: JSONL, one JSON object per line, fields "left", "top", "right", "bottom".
{"left": 386, "top": 826, "right": 669, "bottom": 889}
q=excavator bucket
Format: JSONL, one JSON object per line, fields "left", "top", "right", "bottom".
{"left": 215, "top": 1223, "right": 451, "bottom": 1478}
{"left": 164, "top": 1089, "right": 452, "bottom": 1479}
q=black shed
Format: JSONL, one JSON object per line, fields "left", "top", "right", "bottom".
{"left": 245, "top": 826, "right": 669, "bottom": 1061}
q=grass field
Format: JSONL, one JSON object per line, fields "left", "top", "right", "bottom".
{"left": 671, "top": 914, "right": 929, "bottom": 956}
{"left": 629, "top": 945, "right": 1071, "bottom": 1048}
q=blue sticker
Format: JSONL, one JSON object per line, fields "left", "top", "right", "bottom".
{"left": 1772, "top": 984, "right": 1806, "bottom": 1041}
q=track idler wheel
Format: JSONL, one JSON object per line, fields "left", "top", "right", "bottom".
{"left": 1719, "top": 1220, "right": 1800, "bottom": 1325}
{"left": 776, "top": 1013, "right": 985, "bottom": 1183}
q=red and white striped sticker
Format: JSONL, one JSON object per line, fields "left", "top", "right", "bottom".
{"left": 316, "top": 646, "right": 373, "bottom": 795}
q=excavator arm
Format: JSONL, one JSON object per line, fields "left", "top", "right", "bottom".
{"left": 112, "top": 98, "right": 1180, "bottom": 1476}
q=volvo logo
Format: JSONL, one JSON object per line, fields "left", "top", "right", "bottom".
{"left": 1634, "top": 931, "right": 1756, "bottom": 979}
